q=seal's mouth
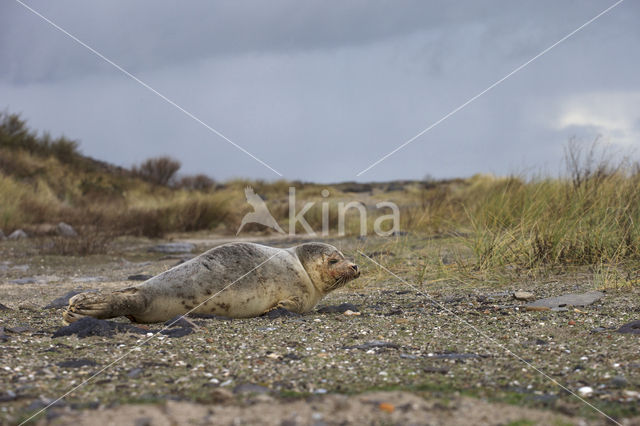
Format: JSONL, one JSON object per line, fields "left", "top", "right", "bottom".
{"left": 330, "top": 263, "right": 360, "bottom": 290}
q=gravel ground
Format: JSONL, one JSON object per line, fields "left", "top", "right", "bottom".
{"left": 0, "top": 234, "right": 639, "bottom": 425}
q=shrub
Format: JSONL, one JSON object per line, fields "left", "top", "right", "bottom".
{"left": 177, "top": 174, "right": 216, "bottom": 191}
{"left": 132, "top": 156, "right": 181, "bottom": 186}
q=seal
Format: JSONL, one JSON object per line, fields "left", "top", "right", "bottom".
{"left": 63, "top": 242, "right": 360, "bottom": 323}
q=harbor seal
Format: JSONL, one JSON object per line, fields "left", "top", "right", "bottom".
{"left": 63, "top": 242, "right": 360, "bottom": 323}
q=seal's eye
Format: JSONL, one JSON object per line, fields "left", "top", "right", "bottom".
{"left": 328, "top": 259, "right": 339, "bottom": 265}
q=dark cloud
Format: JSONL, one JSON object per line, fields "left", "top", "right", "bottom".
{"left": 1, "top": 0, "right": 638, "bottom": 182}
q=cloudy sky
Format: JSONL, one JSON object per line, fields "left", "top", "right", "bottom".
{"left": 1, "top": 0, "right": 638, "bottom": 182}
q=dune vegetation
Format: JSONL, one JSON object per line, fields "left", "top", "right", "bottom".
{"left": 1, "top": 112, "right": 639, "bottom": 277}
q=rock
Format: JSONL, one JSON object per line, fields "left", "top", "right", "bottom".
{"left": 56, "top": 222, "right": 77, "bottom": 237}
{"left": 0, "top": 390, "right": 17, "bottom": 402}
{"left": 71, "top": 276, "right": 107, "bottom": 283}
{"left": 343, "top": 340, "right": 400, "bottom": 350}
{"left": 6, "top": 325, "right": 33, "bottom": 334}
{"left": 134, "top": 417, "right": 152, "bottom": 426}
{"left": 45, "top": 290, "right": 97, "bottom": 309}
{"left": 164, "top": 316, "right": 198, "bottom": 328}
{"left": 577, "top": 386, "right": 593, "bottom": 397}
{"left": 57, "top": 358, "right": 98, "bottom": 368}
{"left": 9, "top": 277, "right": 37, "bottom": 285}
{"left": 317, "top": 303, "right": 360, "bottom": 314}
{"left": 430, "top": 352, "right": 484, "bottom": 360}
{"left": 8, "top": 229, "right": 28, "bottom": 240}
{"left": 208, "top": 388, "right": 234, "bottom": 403}
{"left": 610, "top": 375, "right": 629, "bottom": 388}
{"left": 233, "top": 383, "right": 270, "bottom": 394}
{"left": 18, "top": 302, "right": 40, "bottom": 311}
{"left": 264, "top": 307, "right": 301, "bottom": 319}
{"left": 52, "top": 317, "right": 148, "bottom": 338}
{"left": 148, "top": 242, "right": 195, "bottom": 253}
{"left": 526, "top": 291, "right": 604, "bottom": 311}
{"left": 128, "top": 274, "right": 153, "bottom": 281}
{"left": 0, "top": 303, "right": 11, "bottom": 311}
{"left": 423, "top": 366, "right": 449, "bottom": 374}
{"left": 343, "top": 310, "right": 361, "bottom": 316}
{"left": 160, "top": 327, "right": 193, "bottom": 338}
{"left": 616, "top": 320, "right": 640, "bottom": 334}
{"left": 0, "top": 327, "right": 9, "bottom": 342}
{"left": 127, "top": 368, "right": 144, "bottom": 378}
{"left": 623, "top": 390, "right": 640, "bottom": 399}
{"left": 513, "top": 291, "right": 535, "bottom": 301}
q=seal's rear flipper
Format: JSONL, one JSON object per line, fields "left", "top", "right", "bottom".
{"left": 63, "top": 288, "right": 145, "bottom": 324}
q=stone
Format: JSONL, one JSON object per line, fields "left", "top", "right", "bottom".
{"left": 423, "top": 366, "right": 449, "bottom": 374}
{"left": 263, "top": 307, "right": 301, "bottom": 319}
{"left": 525, "top": 291, "right": 604, "bottom": 311}
{"left": 52, "top": 317, "right": 148, "bottom": 338}
{"left": 233, "top": 383, "right": 270, "bottom": 394}
{"left": 164, "top": 316, "right": 198, "bottom": 328}
{"left": 9, "top": 277, "right": 37, "bottom": 285}
{"left": 71, "top": 276, "right": 107, "bottom": 283}
{"left": 45, "top": 290, "right": 97, "bottom": 309}
{"left": 616, "top": 320, "right": 640, "bottom": 335}
{"left": 8, "top": 229, "right": 28, "bottom": 240}
{"left": 577, "top": 386, "right": 593, "bottom": 397}
{"left": 128, "top": 274, "right": 153, "bottom": 281}
{"left": 57, "top": 358, "right": 98, "bottom": 368}
{"left": 317, "top": 303, "right": 360, "bottom": 313}
{"left": 160, "top": 327, "right": 193, "bottom": 338}
{"left": 18, "top": 302, "right": 40, "bottom": 311}
{"left": 56, "top": 222, "right": 78, "bottom": 237}
{"left": 127, "top": 368, "right": 144, "bottom": 379}
{"left": 429, "top": 352, "right": 484, "bottom": 360}
{"left": 148, "top": 242, "right": 195, "bottom": 253}
{"left": 343, "top": 340, "right": 400, "bottom": 350}
{"left": 513, "top": 291, "right": 535, "bottom": 301}
{"left": 610, "top": 375, "right": 629, "bottom": 388}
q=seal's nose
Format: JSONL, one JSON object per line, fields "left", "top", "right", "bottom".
{"left": 351, "top": 264, "right": 360, "bottom": 276}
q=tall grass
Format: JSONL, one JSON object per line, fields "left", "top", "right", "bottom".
{"left": 468, "top": 147, "right": 640, "bottom": 269}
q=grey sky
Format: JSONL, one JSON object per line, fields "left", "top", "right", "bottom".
{"left": 1, "top": 0, "right": 638, "bottom": 182}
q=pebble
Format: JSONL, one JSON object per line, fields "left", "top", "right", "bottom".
{"left": 8, "top": 229, "right": 28, "bottom": 240}
{"left": 577, "top": 386, "right": 593, "bottom": 397}
{"left": 526, "top": 291, "right": 604, "bottom": 310}
{"left": 616, "top": 320, "right": 640, "bottom": 334}
{"left": 56, "top": 222, "right": 78, "bottom": 237}
{"left": 164, "top": 316, "right": 198, "bottom": 329}
{"left": 148, "top": 243, "right": 195, "bottom": 253}
{"left": 316, "top": 303, "right": 359, "bottom": 314}
{"left": 127, "top": 368, "right": 144, "bottom": 378}
{"left": 513, "top": 291, "right": 535, "bottom": 301}
{"left": 52, "top": 317, "right": 147, "bottom": 338}
{"left": 57, "top": 358, "right": 98, "bottom": 368}
{"left": 343, "top": 340, "right": 400, "bottom": 350}
{"left": 233, "top": 383, "right": 270, "bottom": 394}
{"left": 128, "top": 274, "right": 153, "bottom": 281}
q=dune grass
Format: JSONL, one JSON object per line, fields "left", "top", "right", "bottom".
{"left": 1, "top": 111, "right": 639, "bottom": 278}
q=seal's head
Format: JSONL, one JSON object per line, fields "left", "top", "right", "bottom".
{"left": 295, "top": 242, "right": 360, "bottom": 294}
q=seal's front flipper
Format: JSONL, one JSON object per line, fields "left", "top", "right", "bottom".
{"left": 63, "top": 288, "right": 146, "bottom": 324}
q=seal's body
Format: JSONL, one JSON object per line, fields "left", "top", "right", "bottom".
{"left": 63, "top": 242, "right": 359, "bottom": 323}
